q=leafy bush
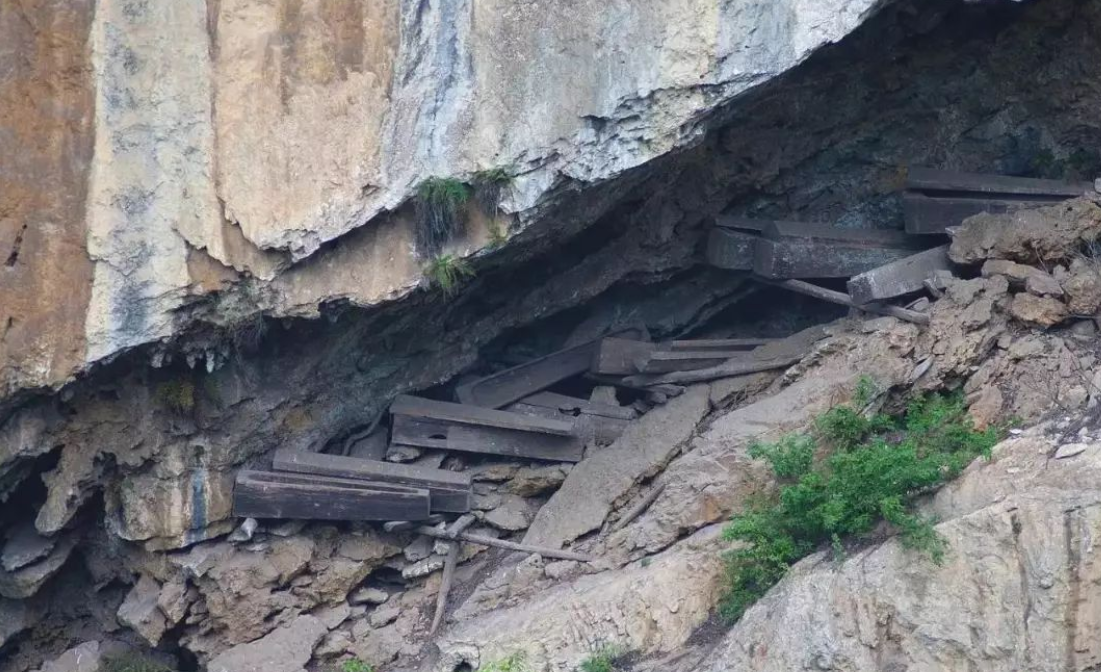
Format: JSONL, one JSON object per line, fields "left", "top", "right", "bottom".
{"left": 472, "top": 167, "right": 513, "bottom": 216}
{"left": 477, "top": 651, "right": 528, "bottom": 672}
{"left": 340, "top": 659, "right": 375, "bottom": 672}
{"left": 720, "top": 392, "right": 1000, "bottom": 622}
{"left": 579, "top": 645, "right": 627, "bottom": 672}
{"left": 416, "top": 177, "right": 471, "bottom": 256}
{"left": 154, "top": 379, "right": 196, "bottom": 414}
{"left": 101, "top": 654, "right": 176, "bottom": 672}
{"left": 426, "top": 254, "right": 475, "bottom": 296}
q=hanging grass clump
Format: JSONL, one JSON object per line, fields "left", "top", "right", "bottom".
{"left": 415, "top": 177, "right": 471, "bottom": 257}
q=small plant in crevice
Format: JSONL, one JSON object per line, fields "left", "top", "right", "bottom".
{"left": 154, "top": 378, "right": 196, "bottom": 415}
{"left": 425, "top": 254, "right": 475, "bottom": 296}
{"left": 415, "top": 177, "right": 471, "bottom": 257}
{"left": 339, "top": 658, "right": 375, "bottom": 672}
{"left": 579, "top": 645, "right": 628, "bottom": 672}
{"left": 472, "top": 167, "right": 514, "bottom": 218}
{"left": 719, "top": 391, "right": 1002, "bottom": 623}
{"left": 476, "top": 651, "right": 528, "bottom": 672}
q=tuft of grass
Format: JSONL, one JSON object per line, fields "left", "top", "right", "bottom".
{"left": 472, "top": 167, "right": 513, "bottom": 211}
{"left": 477, "top": 651, "right": 528, "bottom": 672}
{"left": 425, "top": 254, "right": 475, "bottom": 296}
{"left": 720, "top": 391, "right": 1001, "bottom": 623}
{"left": 339, "top": 659, "right": 375, "bottom": 672}
{"left": 416, "top": 177, "right": 471, "bottom": 256}
{"left": 101, "top": 654, "right": 176, "bottom": 672}
{"left": 579, "top": 645, "right": 627, "bottom": 672}
{"left": 154, "top": 379, "right": 196, "bottom": 414}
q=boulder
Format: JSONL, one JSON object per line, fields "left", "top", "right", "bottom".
{"left": 483, "top": 495, "right": 537, "bottom": 532}
{"left": 0, "top": 535, "right": 77, "bottom": 599}
{"left": 950, "top": 198, "right": 1101, "bottom": 264}
{"left": 206, "top": 615, "right": 327, "bottom": 672}
{"left": 117, "top": 575, "right": 168, "bottom": 646}
{"left": 523, "top": 385, "right": 711, "bottom": 549}
{"left": 1008, "top": 293, "right": 1069, "bottom": 327}
{"left": 506, "top": 465, "right": 571, "bottom": 497}
{"left": 1024, "top": 271, "right": 1064, "bottom": 297}
{"left": 1063, "top": 263, "right": 1101, "bottom": 314}
{"left": 1, "top": 523, "right": 57, "bottom": 572}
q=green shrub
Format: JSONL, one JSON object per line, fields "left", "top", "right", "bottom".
{"left": 472, "top": 167, "right": 513, "bottom": 218}
{"left": 339, "top": 659, "right": 375, "bottom": 672}
{"left": 579, "top": 645, "right": 627, "bottom": 672}
{"left": 154, "top": 379, "right": 196, "bottom": 414}
{"left": 101, "top": 654, "right": 176, "bottom": 672}
{"left": 720, "top": 392, "right": 1000, "bottom": 622}
{"left": 477, "top": 651, "right": 528, "bottom": 672}
{"left": 416, "top": 177, "right": 471, "bottom": 256}
{"left": 425, "top": 254, "right": 475, "bottom": 296}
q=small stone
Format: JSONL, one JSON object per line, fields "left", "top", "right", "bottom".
{"left": 268, "top": 520, "right": 307, "bottom": 537}
{"left": 506, "top": 465, "right": 569, "bottom": 497}
{"left": 349, "top": 587, "right": 389, "bottom": 605}
{"left": 207, "top": 615, "right": 326, "bottom": 672}
{"left": 1008, "top": 293, "right": 1068, "bottom": 327}
{"left": 1025, "top": 272, "right": 1064, "bottom": 297}
{"left": 313, "top": 602, "right": 351, "bottom": 630}
{"left": 907, "top": 297, "right": 931, "bottom": 312}
{"left": 1, "top": 523, "right": 57, "bottom": 572}
{"left": 472, "top": 492, "right": 502, "bottom": 511}
{"left": 544, "top": 561, "right": 579, "bottom": 581}
{"left": 469, "top": 464, "right": 518, "bottom": 482}
{"left": 228, "top": 518, "right": 258, "bottom": 543}
{"left": 1055, "top": 443, "right": 1089, "bottom": 459}
{"left": 483, "top": 495, "right": 535, "bottom": 532}
{"left": 403, "top": 536, "right": 434, "bottom": 563}
{"left": 368, "top": 603, "right": 401, "bottom": 628}
{"left": 1063, "top": 267, "right": 1101, "bottom": 314}
{"left": 1069, "top": 320, "right": 1097, "bottom": 339}
{"left": 385, "top": 445, "right": 422, "bottom": 463}
{"left": 401, "top": 556, "right": 445, "bottom": 580}
{"left": 117, "top": 575, "right": 167, "bottom": 646}
{"left": 981, "top": 259, "right": 1044, "bottom": 286}
{"left": 315, "top": 629, "right": 353, "bottom": 658}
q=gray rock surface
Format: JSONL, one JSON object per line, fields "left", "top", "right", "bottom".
{"left": 1, "top": 523, "right": 57, "bottom": 572}
{"left": 116, "top": 575, "right": 168, "bottom": 647}
{"left": 523, "top": 385, "right": 711, "bottom": 549}
{"left": 206, "top": 615, "right": 327, "bottom": 672}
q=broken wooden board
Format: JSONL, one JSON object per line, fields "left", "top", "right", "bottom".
{"left": 752, "top": 221, "right": 924, "bottom": 279}
{"left": 390, "top": 395, "right": 574, "bottom": 436}
{"left": 454, "top": 329, "right": 648, "bottom": 409}
{"left": 906, "top": 167, "right": 1092, "bottom": 198}
{"left": 591, "top": 338, "right": 656, "bottom": 375}
{"left": 390, "top": 414, "right": 584, "bottom": 462}
{"left": 584, "top": 373, "right": 685, "bottom": 398}
{"left": 847, "top": 245, "right": 952, "bottom": 305}
{"left": 638, "top": 350, "right": 748, "bottom": 374}
{"left": 509, "top": 403, "right": 629, "bottom": 446}
{"left": 706, "top": 228, "right": 758, "bottom": 271}
{"left": 272, "top": 449, "right": 472, "bottom": 513}
{"left": 233, "top": 470, "right": 431, "bottom": 521}
{"left": 666, "top": 338, "right": 772, "bottom": 351}
{"left": 518, "top": 391, "right": 637, "bottom": 420}
{"left": 901, "top": 193, "right": 1061, "bottom": 235}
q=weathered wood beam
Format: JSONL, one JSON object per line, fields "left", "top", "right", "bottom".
{"left": 762, "top": 278, "right": 930, "bottom": 325}
{"left": 901, "top": 193, "right": 1062, "bottom": 235}
{"left": 454, "top": 329, "right": 647, "bottom": 409}
{"left": 623, "top": 353, "right": 802, "bottom": 387}
{"left": 752, "top": 221, "right": 924, "bottom": 280}
{"left": 906, "top": 166, "right": 1091, "bottom": 197}
{"left": 706, "top": 228, "right": 758, "bottom": 271}
{"left": 391, "top": 414, "right": 584, "bottom": 462}
{"left": 391, "top": 395, "right": 574, "bottom": 436}
{"left": 518, "top": 391, "right": 636, "bottom": 420}
{"left": 666, "top": 338, "right": 773, "bottom": 351}
{"left": 409, "top": 525, "right": 595, "bottom": 563}
{"left": 430, "top": 514, "right": 477, "bottom": 635}
{"left": 272, "top": 449, "right": 472, "bottom": 513}
{"left": 233, "top": 470, "right": 431, "bottom": 521}
{"left": 846, "top": 245, "right": 952, "bottom": 305}
{"left": 591, "top": 338, "right": 655, "bottom": 375}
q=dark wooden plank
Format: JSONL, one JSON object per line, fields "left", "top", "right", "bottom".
{"left": 447, "top": 424, "right": 584, "bottom": 462}
{"left": 638, "top": 351, "right": 740, "bottom": 374}
{"left": 706, "top": 228, "right": 757, "bottom": 271}
{"left": 519, "top": 391, "right": 637, "bottom": 420}
{"left": 591, "top": 338, "right": 655, "bottom": 375}
{"left": 584, "top": 373, "right": 685, "bottom": 398}
{"left": 906, "top": 167, "right": 1091, "bottom": 198}
{"left": 272, "top": 449, "right": 472, "bottom": 513}
{"left": 901, "top": 193, "right": 1063, "bottom": 235}
{"left": 454, "top": 329, "right": 647, "bottom": 409}
{"left": 847, "top": 245, "right": 952, "bottom": 305}
{"left": 758, "top": 278, "right": 930, "bottom": 325}
{"left": 666, "top": 338, "right": 773, "bottom": 351}
{"left": 390, "top": 415, "right": 451, "bottom": 450}
{"left": 233, "top": 470, "right": 430, "bottom": 521}
{"left": 390, "top": 395, "right": 574, "bottom": 436}
{"left": 714, "top": 215, "right": 768, "bottom": 233}
{"left": 761, "top": 221, "right": 917, "bottom": 247}
{"left": 508, "top": 402, "right": 630, "bottom": 446}
{"left": 753, "top": 238, "right": 919, "bottom": 279}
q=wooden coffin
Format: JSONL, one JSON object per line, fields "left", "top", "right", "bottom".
{"left": 272, "top": 449, "right": 472, "bottom": 513}
{"left": 233, "top": 470, "right": 430, "bottom": 521}
{"left": 752, "top": 221, "right": 923, "bottom": 279}
{"left": 390, "top": 414, "right": 584, "bottom": 462}
{"left": 846, "top": 245, "right": 952, "bottom": 305}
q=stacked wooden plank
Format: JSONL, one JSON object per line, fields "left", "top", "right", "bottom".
{"left": 591, "top": 337, "right": 773, "bottom": 376}
{"left": 902, "top": 167, "right": 1091, "bottom": 235}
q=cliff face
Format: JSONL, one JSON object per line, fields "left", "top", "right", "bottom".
{"left": 0, "top": 0, "right": 884, "bottom": 402}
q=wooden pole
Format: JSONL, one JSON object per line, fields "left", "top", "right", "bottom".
{"left": 611, "top": 484, "right": 666, "bottom": 532}
{"left": 761, "top": 278, "right": 930, "bottom": 325}
{"left": 411, "top": 525, "right": 595, "bottom": 563}
{"left": 622, "top": 354, "right": 802, "bottom": 387}
{"left": 430, "top": 514, "right": 476, "bottom": 635}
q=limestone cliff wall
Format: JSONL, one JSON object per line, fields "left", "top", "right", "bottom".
{"left": 0, "top": 0, "right": 885, "bottom": 400}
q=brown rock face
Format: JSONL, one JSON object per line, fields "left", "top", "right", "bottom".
{"left": 0, "top": 0, "right": 96, "bottom": 399}
{"left": 949, "top": 198, "right": 1101, "bottom": 265}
